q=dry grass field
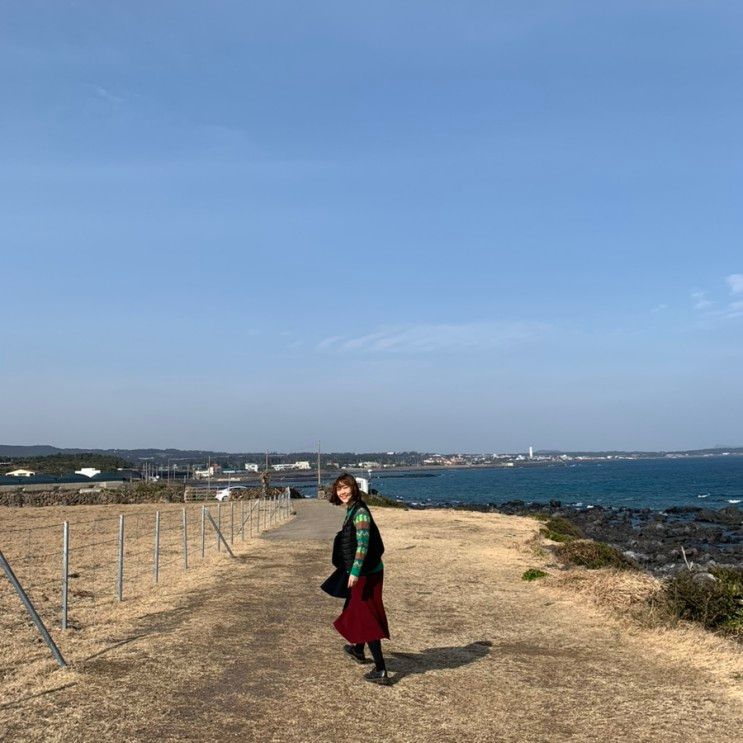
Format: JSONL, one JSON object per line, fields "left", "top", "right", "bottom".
{"left": 0, "top": 497, "right": 287, "bottom": 703}
{"left": 1, "top": 501, "right": 742, "bottom": 742}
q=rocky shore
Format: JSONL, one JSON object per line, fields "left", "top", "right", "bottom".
{"left": 406, "top": 499, "right": 743, "bottom": 574}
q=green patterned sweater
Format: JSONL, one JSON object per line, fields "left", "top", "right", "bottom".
{"left": 345, "top": 504, "right": 384, "bottom": 578}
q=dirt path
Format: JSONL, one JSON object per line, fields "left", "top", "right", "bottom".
{"left": 2, "top": 501, "right": 741, "bottom": 742}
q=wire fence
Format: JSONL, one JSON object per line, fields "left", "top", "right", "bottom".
{"left": 0, "top": 490, "right": 292, "bottom": 673}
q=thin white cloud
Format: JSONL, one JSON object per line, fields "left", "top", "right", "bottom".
{"left": 316, "top": 335, "right": 344, "bottom": 351}
{"left": 693, "top": 275, "right": 743, "bottom": 322}
{"left": 726, "top": 274, "right": 743, "bottom": 295}
{"left": 316, "top": 321, "right": 548, "bottom": 354}
{"left": 93, "top": 85, "right": 124, "bottom": 104}
{"left": 691, "top": 290, "right": 713, "bottom": 310}
{"left": 651, "top": 304, "right": 668, "bottom": 313}
{"left": 719, "top": 300, "right": 743, "bottom": 320}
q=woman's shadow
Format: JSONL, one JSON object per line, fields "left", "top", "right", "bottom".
{"left": 387, "top": 640, "right": 492, "bottom": 683}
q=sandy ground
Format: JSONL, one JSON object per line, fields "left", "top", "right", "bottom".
{"left": 1, "top": 500, "right": 741, "bottom": 742}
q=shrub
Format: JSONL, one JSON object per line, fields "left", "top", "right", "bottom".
{"left": 664, "top": 567, "right": 743, "bottom": 634}
{"left": 541, "top": 516, "right": 583, "bottom": 543}
{"left": 556, "top": 539, "right": 636, "bottom": 570}
{"left": 522, "top": 568, "right": 548, "bottom": 581}
{"left": 529, "top": 512, "right": 551, "bottom": 522}
{"left": 365, "top": 493, "right": 405, "bottom": 508}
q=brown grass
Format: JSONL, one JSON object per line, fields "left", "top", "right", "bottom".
{"left": 1, "top": 503, "right": 742, "bottom": 742}
{"left": 0, "top": 498, "right": 285, "bottom": 704}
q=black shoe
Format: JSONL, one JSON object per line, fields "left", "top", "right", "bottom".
{"left": 343, "top": 644, "right": 367, "bottom": 663}
{"left": 364, "top": 668, "right": 392, "bottom": 686}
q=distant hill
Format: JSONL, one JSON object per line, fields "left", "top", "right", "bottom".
{"left": 0, "top": 444, "right": 67, "bottom": 457}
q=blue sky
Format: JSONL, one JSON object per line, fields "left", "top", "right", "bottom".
{"left": 1, "top": 2, "right": 742, "bottom": 452}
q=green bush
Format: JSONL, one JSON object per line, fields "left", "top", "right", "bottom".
{"left": 541, "top": 516, "right": 583, "bottom": 542}
{"left": 664, "top": 567, "right": 743, "bottom": 633}
{"left": 365, "top": 493, "right": 406, "bottom": 508}
{"left": 522, "top": 568, "right": 548, "bottom": 581}
{"left": 529, "top": 512, "right": 551, "bottom": 522}
{"left": 556, "top": 539, "right": 636, "bottom": 570}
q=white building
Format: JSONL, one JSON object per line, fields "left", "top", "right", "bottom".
{"left": 244, "top": 463, "right": 259, "bottom": 472}
{"left": 5, "top": 469, "right": 35, "bottom": 477}
{"left": 75, "top": 468, "right": 101, "bottom": 478}
{"left": 193, "top": 465, "right": 216, "bottom": 479}
{"left": 272, "top": 461, "right": 312, "bottom": 472}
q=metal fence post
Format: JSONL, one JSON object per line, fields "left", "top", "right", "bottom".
{"left": 116, "top": 514, "right": 125, "bottom": 601}
{"left": 182, "top": 508, "right": 188, "bottom": 570}
{"left": 240, "top": 500, "right": 245, "bottom": 541}
{"left": 230, "top": 502, "right": 235, "bottom": 544}
{"left": 0, "top": 550, "right": 67, "bottom": 668}
{"left": 153, "top": 511, "right": 161, "bottom": 583}
{"left": 204, "top": 510, "right": 235, "bottom": 557}
{"left": 200, "top": 505, "right": 206, "bottom": 558}
{"left": 217, "top": 502, "right": 221, "bottom": 552}
{"left": 61, "top": 521, "right": 69, "bottom": 630}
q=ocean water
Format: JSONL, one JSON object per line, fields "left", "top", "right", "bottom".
{"left": 365, "top": 457, "right": 743, "bottom": 511}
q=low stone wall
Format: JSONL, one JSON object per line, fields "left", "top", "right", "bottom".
{"left": 0, "top": 484, "right": 299, "bottom": 508}
{"left": 0, "top": 480, "right": 126, "bottom": 494}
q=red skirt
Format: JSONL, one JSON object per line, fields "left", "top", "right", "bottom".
{"left": 333, "top": 570, "right": 390, "bottom": 644}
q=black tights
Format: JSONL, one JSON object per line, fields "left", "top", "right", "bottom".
{"left": 354, "top": 640, "right": 385, "bottom": 671}
{"left": 342, "top": 594, "right": 386, "bottom": 672}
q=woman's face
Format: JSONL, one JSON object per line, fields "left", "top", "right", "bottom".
{"left": 336, "top": 484, "right": 353, "bottom": 504}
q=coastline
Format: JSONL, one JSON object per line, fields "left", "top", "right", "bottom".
{"left": 402, "top": 498, "right": 743, "bottom": 574}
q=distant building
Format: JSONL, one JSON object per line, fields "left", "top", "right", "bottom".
{"left": 272, "top": 461, "right": 312, "bottom": 472}
{"left": 528, "top": 447, "right": 533, "bottom": 460}
{"left": 5, "top": 469, "right": 35, "bottom": 477}
{"left": 75, "top": 468, "right": 101, "bottom": 478}
{"left": 244, "top": 463, "right": 259, "bottom": 472}
{"left": 193, "top": 465, "right": 217, "bottom": 479}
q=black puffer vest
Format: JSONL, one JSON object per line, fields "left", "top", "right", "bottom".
{"left": 332, "top": 500, "right": 384, "bottom": 575}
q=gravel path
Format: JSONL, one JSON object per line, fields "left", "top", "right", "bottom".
{"left": 260, "top": 498, "right": 342, "bottom": 541}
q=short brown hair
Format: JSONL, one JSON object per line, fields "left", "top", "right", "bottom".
{"left": 328, "top": 473, "right": 362, "bottom": 505}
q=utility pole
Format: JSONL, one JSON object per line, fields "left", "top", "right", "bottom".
{"left": 317, "top": 441, "right": 322, "bottom": 499}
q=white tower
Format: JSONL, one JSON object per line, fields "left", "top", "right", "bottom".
{"left": 528, "top": 446, "right": 533, "bottom": 459}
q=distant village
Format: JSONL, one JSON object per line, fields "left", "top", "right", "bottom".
{"left": 2, "top": 444, "right": 740, "bottom": 488}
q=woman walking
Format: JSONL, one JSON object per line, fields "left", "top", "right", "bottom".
{"left": 327, "top": 473, "right": 391, "bottom": 685}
